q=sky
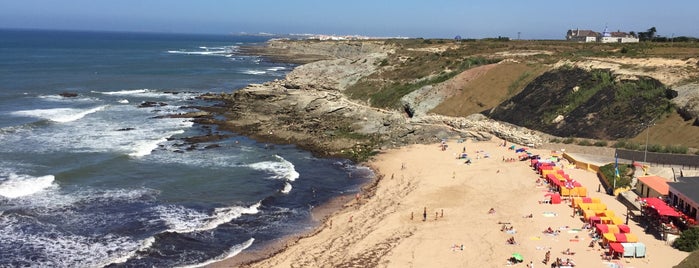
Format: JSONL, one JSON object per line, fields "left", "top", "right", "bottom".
{"left": 1, "top": 0, "right": 697, "bottom": 39}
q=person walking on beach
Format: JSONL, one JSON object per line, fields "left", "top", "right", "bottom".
{"left": 423, "top": 207, "right": 427, "bottom": 221}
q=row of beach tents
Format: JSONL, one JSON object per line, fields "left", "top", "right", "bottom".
{"left": 529, "top": 154, "right": 646, "bottom": 259}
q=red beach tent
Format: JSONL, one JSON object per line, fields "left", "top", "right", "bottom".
{"left": 609, "top": 242, "right": 624, "bottom": 254}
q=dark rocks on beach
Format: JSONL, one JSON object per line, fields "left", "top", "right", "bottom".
{"left": 116, "top": 127, "right": 136, "bottom": 131}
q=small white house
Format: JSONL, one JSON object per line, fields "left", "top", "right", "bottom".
{"left": 599, "top": 27, "right": 639, "bottom": 43}
{"left": 566, "top": 29, "right": 598, "bottom": 42}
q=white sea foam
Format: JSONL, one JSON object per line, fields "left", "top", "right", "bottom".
{"left": 175, "top": 238, "right": 255, "bottom": 268}
{"left": 266, "top": 67, "right": 286, "bottom": 71}
{"left": 242, "top": 70, "right": 266, "bottom": 75}
{"left": 39, "top": 94, "right": 98, "bottom": 102}
{"left": 96, "top": 89, "right": 195, "bottom": 100}
{"left": 0, "top": 173, "right": 56, "bottom": 198}
{"left": 107, "top": 236, "right": 156, "bottom": 265}
{"left": 248, "top": 155, "right": 300, "bottom": 182}
{"left": 206, "top": 202, "right": 261, "bottom": 230}
{"left": 281, "top": 182, "right": 292, "bottom": 194}
{"left": 155, "top": 202, "right": 261, "bottom": 234}
{"left": 10, "top": 106, "right": 106, "bottom": 123}
{"left": 167, "top": 46, "right": 237, "bottom": 57}
{"left": 117, "top": 99, "right": 129, "bottom": 104}
{"left": 0, "top": 216, "right": 142, "bottom": 267}
{"left": 128, "top": 130, "right": 185, "bottom": 157}
{"left": 100, "top": 89, "right": 150, "bottom": 95}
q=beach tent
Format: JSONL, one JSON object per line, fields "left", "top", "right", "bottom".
{"left": 550, "top": 193, "right": 561, "bottom": 204}
{"left": 595, "top": 224, "right": 621, "bottom": 234}
{"left": 603, "top": 233, "right": 617, "bottom": 243}
{"left": 621, "top": 243, "right": 636, "bottom": 258}
{"left": 634, "top": 242, "right": 646, "bottom": 258}
{"left": 609, "top": 242, "right": 624, "bottom": 255}
{"left": 614, "top": 233, "right": 639, "bottom": 243}
{"left": 610, "top": 216, "right": 624, "bottom": 225}
{"left": 543, "top": 193, "right": 561, "bottom": 204}
{"left": 572, "top": 197, "right": 601, "bottom": 207}
{"left": 578, "top": 203, "right": 607, "bottom": 212}
{"left": 618, "top": 224, "right": 631, "bottom": 233}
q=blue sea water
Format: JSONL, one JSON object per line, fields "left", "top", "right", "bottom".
{"left": 0, "top": 29, "right": 372, "bottom": 267}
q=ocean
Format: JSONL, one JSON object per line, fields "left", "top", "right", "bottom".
{"left": 0, "top": 29, "right": 373, "bottom": 267}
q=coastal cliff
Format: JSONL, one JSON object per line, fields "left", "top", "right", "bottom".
{"left": 198, "top": 39, "right": 699, "bottom": 161}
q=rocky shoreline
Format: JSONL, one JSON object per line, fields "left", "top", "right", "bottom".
{"left": 194, "top": 40, "right": 548, "bottom": 163}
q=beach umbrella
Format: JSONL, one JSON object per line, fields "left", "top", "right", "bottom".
{"left": 512, "top": 253, "right": 523, "bottom": 261}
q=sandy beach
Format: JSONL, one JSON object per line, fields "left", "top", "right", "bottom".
{"left": 216, "top": 138, "right": 688, "bottom": 268}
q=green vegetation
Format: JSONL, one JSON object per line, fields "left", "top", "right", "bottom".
{"left": 563, "top": 69, "right": 612, "bottom": 114}
{"left": 505, "top": 71, "right": 532, "bottom": 100}
{"left": 594, "top": 141, "right": 608, "bottom": 147}
{"left": 673, "top": 227, "right": 699, "bottom": 252}
{"left": 599, "top": 163, "right": 632, "bottom": 190}
{"left": 347, "top": 56, "right": 499, "bottom": 109}
{"left": 577, "top": 139, "right": 592, "bottom": 146}
{"left": 562, "top": 137, "right": 576, "bottom": 144}
{"left": 333, "top": 125, "right": 380, "bottom": 162}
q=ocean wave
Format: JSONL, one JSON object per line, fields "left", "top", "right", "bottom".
{"left": 10, "top": 106, "right": 106, "bottom": 123}
{"left": 0, "top": 215, "right": 143, "bottom": 267}
{"left": 175, "top": 238, "right": 254, "bottom": 268}
{"left": 107, "top": 236, "right": 156, "bottom": 265}
{"left": 247, "top": 155, "right": 300, "bottom": 182}
{"left": 167, "top": 46, "right": 238, "bottom": 56}
{"left": 0, "top": 173, "right": 56, "bottom": 198}
{"left": 242, "top": 70, "right": 267, "bottom": 75}
{"left": 95, "top": 89, "right": 195, "bottom": 100}
{"left": 128, "top": 129, "right": 186, "bottom": 157}
{"left": 154, "top": 202, "right": 261, "bottom": 234}
{"left": 281, "top": 182, "right": 293, "bottom": 194}
{"left": 39, "top": 94, "right": 99, "bottom": 103}
{"left": 266, "top": 67, "right": 286, "bottom": 71}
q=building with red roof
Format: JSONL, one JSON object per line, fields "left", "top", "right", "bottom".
{"left": 637, "top": 176, "right": 669, "bottom": 198}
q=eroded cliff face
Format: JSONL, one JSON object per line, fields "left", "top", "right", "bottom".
{"left": 194, "top": 39, "right": 699, "bottom": 160}
{"left": 197, "top": 42, "right": 545, "bottom": 161}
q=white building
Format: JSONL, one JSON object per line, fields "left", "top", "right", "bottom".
{"left": 599, "top": 27, "right": 640, "bottom": 43}
{"left": 566, "top": 27, "right": 639, "bottom": 43}
{"left": 566, "top": 29, "right": 599, "bottom": 42}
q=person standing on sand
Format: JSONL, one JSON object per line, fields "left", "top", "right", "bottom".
{"left": 423, "top": 207, "right": 427, "bottom": 221}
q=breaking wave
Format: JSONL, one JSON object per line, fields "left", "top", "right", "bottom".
{"left": 10, "top": 106, "right": 106, "bottom": 123}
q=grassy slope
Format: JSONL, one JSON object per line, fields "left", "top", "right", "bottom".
{"left": 632, "top": 113, "right": 699, "bottom": 149}
{"left": 431, "top": 62, "right": 547, "bottom": 116}
{"left": 342, "top": 39, "right": 699, "bottom": 149}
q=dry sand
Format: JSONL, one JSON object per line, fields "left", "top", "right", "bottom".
{"left": 215, "top": 138, "right": 688, "bottom": 268}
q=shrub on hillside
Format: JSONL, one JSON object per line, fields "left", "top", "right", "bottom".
{"left": 647, "top": 144, "right": 664, "bottom": 153}
{"left": 577, "top": 139, "right": 592, "bottom": 146}
{"left": 563, "top": 137, "right": 576, "bottom": 144}
{"left": 614, "top": 140, "right": 627, "bottom": 148}
{"left": 594, "top": 141, "right": 608, "bottom": 147}
{"left": 624, "top": 142, "right": 641, "bottom": 151}
{"left": 673, "top": 227, "right": 699, "bottom": 252}
{"left": 549, "top": 138, "right": 561, "bottom": 143}
{"left": 667, "top": 145, "right": 689, "bottom": 154}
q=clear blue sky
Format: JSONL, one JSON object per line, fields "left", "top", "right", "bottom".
{"left": 1, "top": 0, "right": 697, "bottom": 39}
